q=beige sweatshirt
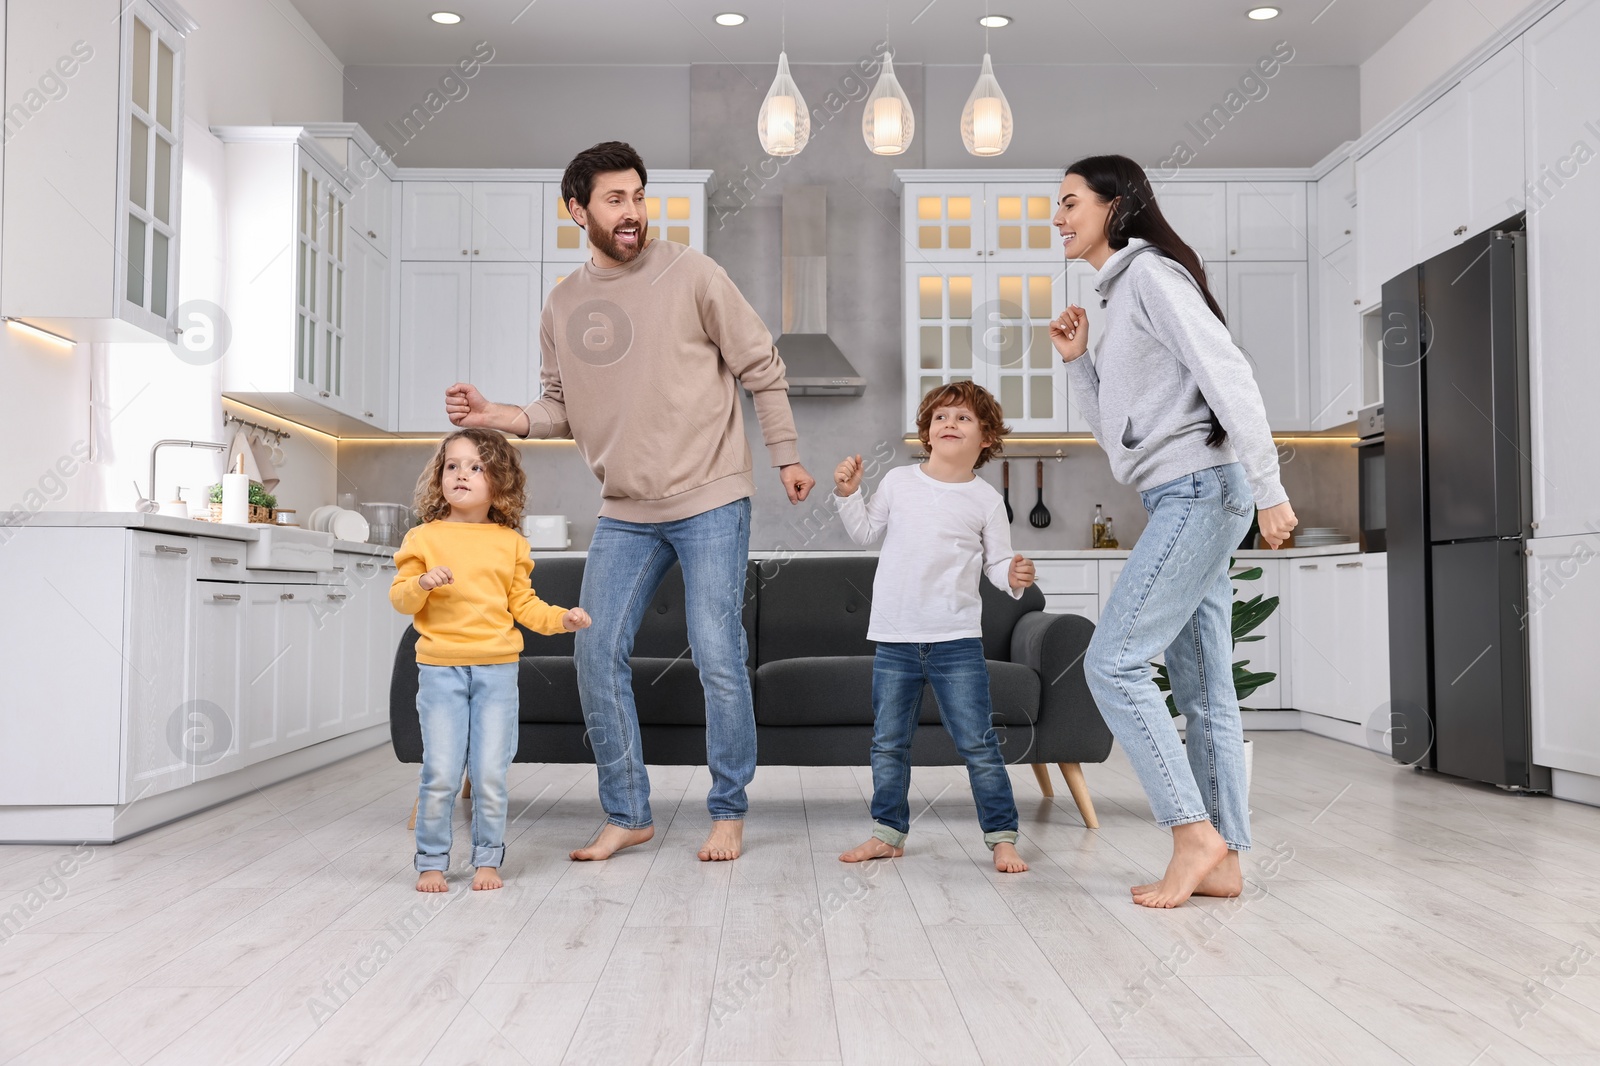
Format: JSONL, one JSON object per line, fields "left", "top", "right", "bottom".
{"left": 521, "top": 239, "right": 800, "bottom": 523}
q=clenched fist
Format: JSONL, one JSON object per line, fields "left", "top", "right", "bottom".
{"left": 418, "top": 566, "right": 454, "bottom": 591}
{"left": 561, "top": 608, "right": 592, "bottom": 632}
{"left": 1008, "top": 554, "right": 1036, "bottom": 590}
{"left": 834, "top": 454, "right": 864, "bottom": 497}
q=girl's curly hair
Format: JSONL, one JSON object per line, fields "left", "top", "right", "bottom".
{"left": 916, "top": 381, "right": 1010, "bottom": 468}
{"left": 413, "top": 428, "right": 526, "bottom": 530}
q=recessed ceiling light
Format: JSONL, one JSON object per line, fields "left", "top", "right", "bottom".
{"left": 714, "top": 12, "right": 746, "bottom": 26}
{"left": 430, "top": 11, "right": 462, "bottom": 25}
{"left": 1246, "top": 6, "right": 1281, "bottom": 18}
{"left": 977, "top": 14, "right": 1012, "bottom": 28}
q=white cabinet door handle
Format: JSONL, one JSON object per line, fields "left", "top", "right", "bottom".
{"left": 212, "top": 593, "right": 242, "bottom": 602}
{"left": 357, "top": 561, "right": 377, "bottom": 571}
{"left": 155, "top": 544, "right": 188, "bottom": 555}
{"left": 1299, "top": 563, "right": 1318, "bottom": 570}
{"left": 367, "top": 230, "right": 377, "bottom": 239}
{"left": 328, "top": 593, "right": 348, "bottom": 601}
{"left": 1336, "top": 561, "right": 1363, "bottom": 569}
{"left": 280, "top": 592, "right": 296, "bottom": 601}
{"left": 210, "top": 556, "right": 238, "bottom": 565}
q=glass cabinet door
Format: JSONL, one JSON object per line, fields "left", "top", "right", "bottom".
{"left": 903, "top": 185, "right": 986, "bottom": 263}
{"left": 984, "top": 186, "right": 1059, "bottom": 260}
{"left": 645, "top": 184, "right": 704, "bottom": 251}
{"left": 983, "top": 263, "right": 1066, "bottom": 431}
{"left": 904, "top": 265, "right": 983, "bottom": 431}
{"left": 296, "top": 156, "right": 349, "bottom": 408}
{"left": 121, "top": 3, "right": 184, "bottom": 328}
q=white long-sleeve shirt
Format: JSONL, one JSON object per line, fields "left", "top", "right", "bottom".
{"left": 831, "top": 464, "right": 1022, "bottom": 644}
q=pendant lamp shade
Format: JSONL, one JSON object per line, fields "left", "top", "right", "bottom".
{"left": 861, "top": 54, "right": 913, "bottom": 155}
{"left": 960, "top": 53, "right": 1012, "bottom": 156}
{"left": 758, "top": 52, "right": 810, "bottom": 156}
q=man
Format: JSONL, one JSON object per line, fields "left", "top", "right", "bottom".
{"left": 445, "top": 141, "right": 814, "bottom": 862}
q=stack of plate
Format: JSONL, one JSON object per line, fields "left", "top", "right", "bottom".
{"left": 306, "top": 504, "right": 370, "bottom": 543}
{"left": 1296, "top": 526, "right": 1349, "bottom": 546}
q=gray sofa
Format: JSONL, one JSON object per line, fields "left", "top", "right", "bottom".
{"left": 390, "top": 555, "right": 1111, "bottom": 826}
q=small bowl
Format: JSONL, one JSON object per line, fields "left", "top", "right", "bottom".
{"left": 275, "top": 510, "right": 299, "bottom": 526}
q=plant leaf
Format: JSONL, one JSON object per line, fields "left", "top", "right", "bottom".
{"left": 1233, "top": 565, "right": 1264, "bottom": 583}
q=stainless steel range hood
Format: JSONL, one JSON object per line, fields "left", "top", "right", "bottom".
{"left": 778, "top": 186, "right": 866, "bottom": 396}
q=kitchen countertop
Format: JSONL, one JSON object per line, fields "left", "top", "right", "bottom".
{"left": 11, "top": 512, "right": 398, "bottom": 557}
{"left": 529, "top": 544, "right": 1365, "bottom": 560}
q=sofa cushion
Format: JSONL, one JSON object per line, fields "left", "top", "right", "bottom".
{"left": 518, "top": 656, "right": 753, "bottom": 726}
{"left": 519, "top": 557, "right": 759, "bottom": 666}
{"left": 754, "top": 555, "right": 1049, "bottom": 664}
{"left": 754, "top": 656, "right": 1040, "bottom": 727}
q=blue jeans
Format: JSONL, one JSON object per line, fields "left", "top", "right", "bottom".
{"left": 574, "top": 498, "right": 755, "bottom": 829}
{"left": 869, "top": 639, "right": 1020, "bottom": 849}
{"left": 1085, "top": 463, "right": 1255, "bottom": 851}
{"left": 414, "top": 662, "right": 519, "bottom": 872}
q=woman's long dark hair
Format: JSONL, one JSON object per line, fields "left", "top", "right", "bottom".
{"left": 1066, "top": 154, "right": 1228, "bottom": 447}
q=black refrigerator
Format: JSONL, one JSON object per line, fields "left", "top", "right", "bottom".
{"left": 1381, "top": 223, "right": 1549, "bottom": 790}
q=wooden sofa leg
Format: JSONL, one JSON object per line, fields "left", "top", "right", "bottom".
{"left": 408, "top": 798, "right": 418, "bottom": 831}
{"left": 1030, "top": 763, "right": 1055, "bottom": 798}
{"left": 1057, "top": 762, "right": 1099, "bottom": 829}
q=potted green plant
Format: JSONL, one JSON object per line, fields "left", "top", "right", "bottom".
{"left": 1151, "top": 557, "right": 1279, "bottom": 791}
{"left": 207, "top": 482, "right": 277, "bottom": 523}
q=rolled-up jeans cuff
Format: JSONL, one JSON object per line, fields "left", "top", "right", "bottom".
{"left": 471, "top": 844, "right": 505, "bottom": 868}
{"left": 983, "top": 830, "right": 1019, "bottom": 850}
{"left": 414, "top": 853, "right": 449, "bottom": 873}
{"left": 871, "top": 823, "right": 907, "bottom": 848}
{"left": 1226, "top": 841, "right": 1252, "bottom": 853}
{"left": 607, "top": 816, "right": 653, "bottom": 831}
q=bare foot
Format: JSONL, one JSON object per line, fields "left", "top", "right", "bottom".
{"left": 1134, "top": 847, "right": 1242, "bottom": 901}
{"left": 416, "top": 870, "right": 447, "bottom": 893}
{"left": 698, "top": 820, "right": 743, "bottom": 862}
{"left": 570, "top": 823, "right": 655, "bottom": 861}
{"left": 1131, "top": 821, "right": 1229, "bottom": 908}
{"left": 839, "top": 837, "right": 904, "bottom": 863}
{"left": 992, "top": 842, "right": 1029, "bottom": 873}
{"left": 471, "top": 866, "right": 503, "bottom": 891}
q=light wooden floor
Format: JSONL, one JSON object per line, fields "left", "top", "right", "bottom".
{"left": 4, "top": 732, "right": 1600, "bottom": 1065}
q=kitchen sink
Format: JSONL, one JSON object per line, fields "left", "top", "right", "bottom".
{"left": 245, "top": 525, "right": 336, "bottom": 571}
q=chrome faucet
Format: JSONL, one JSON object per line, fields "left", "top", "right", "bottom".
{"left": 137, "top": 439, "right": 227, "bottom": 514}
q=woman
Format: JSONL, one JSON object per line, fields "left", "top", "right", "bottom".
{"left": 1049, "top": 155, "right": 1297, "bottom": 908}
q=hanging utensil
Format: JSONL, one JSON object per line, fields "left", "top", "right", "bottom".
{"left": 1002, "top": 460, "right": 1013, "bottom": 523}
{"left": 1029, "top": 460, "right": 1051, "bottom": 529}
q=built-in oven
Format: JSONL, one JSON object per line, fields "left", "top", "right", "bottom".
{"left": 1355, "top": 401, "right": 1385, "bottom": 552}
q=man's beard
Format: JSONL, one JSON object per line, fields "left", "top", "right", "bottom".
{"left": 590, "top": 216, "right": 648, "bottom": 263}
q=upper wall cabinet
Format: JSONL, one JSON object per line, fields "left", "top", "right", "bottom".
{"left": 1226, "top": 183, "right": 1308, "bottom": 260}
{"left": 542, "top": 182, "right": 707, "bottom": 263}
{"left": 216, "top": 128, "right": 388, "bottom": 435}
{"left": 1315, "top": 156, "right": 1356, "bottom": 254}
{"left": 1, "top": 0, "right": 196, "bottom": 342}
{"left": 305, "top": 123, "right": 395, "bottom": 260}
{"left": 1525, "top": 0, "right": 1600, "bottom": 539}
{"left": 1151, "top": 182, "right": 1228, "bottom": 265}
{"left": 1355, "top": 124, "right": 1419, "bottom": 308}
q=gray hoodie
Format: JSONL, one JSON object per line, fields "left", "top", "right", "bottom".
{"left": 1064, "top": 238, "right": 1287, "bottom": 509}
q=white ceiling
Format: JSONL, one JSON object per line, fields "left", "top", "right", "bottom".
{"left": 287, "top": 0, "right": 1433, "bottom": 68}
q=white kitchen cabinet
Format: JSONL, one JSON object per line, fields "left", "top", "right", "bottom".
{"left": 352, "top": 155, "right": 394, "bottom": 259}
{"left": 397, "top": 261, "right": 472, "bottom": 433}
{"left": 310, "top": 585, "right": 346, "bottom": 736}
{"left": 1, "top": 0, "right": 193, "bottom": 341}
{"left": 1415, "top": 84, "right": 1473, "bottom": 263}
{"left": 471, "top": 182, "right": 542, "bottom": 261}
{"left": 1287, "top": 555, "right": 1381, "bottom": 723}
{"left": 345, "top": 231, "right": 391, "bottom": 426}
{"left": 983, "top": 262, "right": 1068, "bottom": 431}
{"left": 1355, "top": 123, "right": 1420, "bottom": 308}
{"left": 1358, "top": 553, "right": 1390, "bottom": 721}
{"left": 902, "top": 184, "right": 987, "bottom": 263}
{"left": 1525, "top": 0, "right": 1600, "bottom": 540}
{"left": 1231, "top": 558, "right": 1287, "bottom": 710}
{"left": 470, "top": 262, "right": 542, "bottom": 406}
{"left": 1464, "top": 44, "right": 1525, "bottom": 235}
{"left": 904, "top": 262, "right": 983, "bottom": 430}
{"left": 1043, "top": 595, "right": 1099, "bottom": 622}
{"left": 542, "top": 180, "right": 708, "bottom": 262}
{"left": 1527, "top": 534, "right": 1600, "bottom": 777}
{"left": 983, "top": 185, "right": 1059, "bottom": 261}
{"left": 1226, "top": 182, "right": 1308, "bottom": 261}
{"left": 401, "top": 181, "right": 475, "bottom": 260}
{"left": 123, "top": 532, "right": 196, "bottom": 801}
{"left": 1063, "top": 262, "right": 1102, "bottom": 435}
{"left": 1315, "top": 156, "right": 1355, "bottom": 254}
{"left": 1227, "top": 260, "right": 1310, "bottom": 430}
{"left": 243, "top": 583, "right": 317, "bottom": 762}
{"left": 1151, "top": 182, "right": 1228, "bottom": 266}
{"left": 190, "top": 582, "right": 246, "bottom": 781}
{"left": 1313, "top": 240, "right": 1360, "bottom": 428}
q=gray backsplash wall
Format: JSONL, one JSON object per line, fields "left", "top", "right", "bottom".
{"left": 338, "top": 58, "right": 1361, "bottom": 552}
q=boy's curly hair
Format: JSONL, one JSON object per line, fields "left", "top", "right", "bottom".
{"left": 413, "top": 428, "right": 526, "bottom": 530}
{"left": 915, "top": 381, "right": 1010, "bottom": 468}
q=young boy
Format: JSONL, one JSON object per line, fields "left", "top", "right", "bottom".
{"left": 832, "top": 381, "right": 1035, "bottom": 873}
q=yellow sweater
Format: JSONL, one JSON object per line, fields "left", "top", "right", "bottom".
{"left": 390, "top": 520, "right": 569, "bottom": 666}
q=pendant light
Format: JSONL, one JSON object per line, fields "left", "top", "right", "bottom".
{"left": 960, "top": 7, "right": 1012, "bottom": 156}
{"left": 758, "top": 6, "right": 809, "bottom": 156}
{"left": 862, "top": 5, "right": 913, "bottom": 156}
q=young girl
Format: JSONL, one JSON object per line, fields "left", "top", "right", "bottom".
{"left": 1049, "top": 154, "right": 1298, "bottom": 908}
{"left": 831, "top": 381, "right": 1036, "bottom": 874}
{"left": 391, "top": 428, "right": 591, "bottom": 892}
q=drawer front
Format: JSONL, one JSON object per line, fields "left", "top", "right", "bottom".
{"left": 1043, "top": 594, "right": 1099, "bottom": 622}
{"left": 196, "top": 537, "right": 248, "bottom": 580}
{"left": 1034, "top": 559, "right": 1098, "bottom": 595}
{"left": 330, "top": 554, "right": 385, "bottom": 586}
